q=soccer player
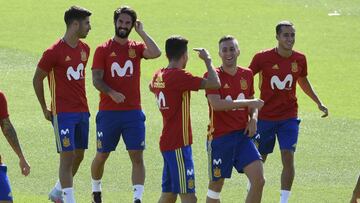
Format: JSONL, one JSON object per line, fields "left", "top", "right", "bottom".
{"left": 248, "top": 21, "right": 328, "bottom": 203}
{"left": 150, "top": 36, "right": 220, "bottom": 203}
{"left": 90, "top": 6, "right": 161, "bottom": 203}
{"left": 351, "top": 175, "right": 360, "bottom": 203}
{"left": 0, "top": 90, "right": 30, "bottom": 203}
{"left": 32, "top": 6, "right": 91, "bottom": 203}
{"left": 204, "top": 36, "right": 265, "bottom": 203}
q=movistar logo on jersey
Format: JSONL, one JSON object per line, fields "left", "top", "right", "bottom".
{"left": 270, "top": 74, "right": 293, "bottom": 90}
{"left": 186, "top": 169, "right": 194, "bottom": 176}
{"left": 111, "top": 60, "right": 133, "bottom": 77}
{"left": 60, "top": 128, "right": 70, "bottom": 135}
{"left": 66, "top": 63, "right": 84, "bottom": 81}
{"left": 156, "top": 91, "right": 169, "bottom": 110}
{"left": 213, "top": 158, "right": 222, "bottom": 165}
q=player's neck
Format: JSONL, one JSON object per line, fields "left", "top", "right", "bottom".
{"left": 113, "top": 36, "right": 129, "bottom": 45}
{"left": 276, "top": 46, "right": 292, "bottom": 58}
{"left": 62, "top": 33, "right": 79, "bottom": 48}
{"left": 167, "top": 61, "right": 183, "bottom": 69}
{"left": 221, "top": 65, "right": 237, "bottom": 76}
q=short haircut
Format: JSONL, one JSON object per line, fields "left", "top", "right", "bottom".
{"left": 276, "top": 21, "right": 294, "bottom": 35}
{"left": 218, "top": 35, "right": 238, "bottom": 46}
{"left": 165, "top": 36, "right": 188, "bottom": 61}
{"left": 64, "top": 6, "right": 91, "bottom": 27}
{"left": 114, "top": 6, "right": 137, "bottom": 25}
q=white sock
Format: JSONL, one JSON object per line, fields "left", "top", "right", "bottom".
{"left": 133, "top": 184, "right": 144, "bottom": 201}
{"left": 55, "top": 180, "right": 62, "bottom": 191}
{"left": 280, "top": 190, "right": 291, "bottom": 203}
{"left": 63, "top": 187, "right": 75, "bottom": 203}
{"left": 247, "top": 180, "right": 251, "bottom": 192}
{"left": 92, "top": 179, "right": 102, "bottom": 192}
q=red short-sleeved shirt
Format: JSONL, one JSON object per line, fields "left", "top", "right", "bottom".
{"left": 0, "top": 91, "right": 9, "bottom": 120}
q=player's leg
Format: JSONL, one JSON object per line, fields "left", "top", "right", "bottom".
{"left": 206, "top": 133, "right": 237, "bottom": 202}
{"left": 158, "top": 192, "right": 177, "bottom": 203}
{"left": 277, "top": 118, "right": 300, "bottom": 203}
{"left": 158, "top": 150, "right": 177, "bottom": 203}
{"left": 0, "top": 165, "right": 13, "bottom": 203}
{"left": 91, "top": 111, "right": 121, "bottom": 203}
{"left": 122, "top": 110, "right": 146, "bottom": 202}
{"left": 351, "top": 175, "right": 360, "bottom": 203}
{"left": 235, "top": 132, "right": 264, "bottom": 203}
{"left": 72, "top": 112, "right": 90, "bottom": 176}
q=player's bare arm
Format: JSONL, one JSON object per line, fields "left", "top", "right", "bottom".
{"left": 0, "top": 118, "right": 30, "bottom": 176}
{"left": 135, "top": 20, "right": 161, "bottom": 59}
{"left": 92, "top": 69, "right": 125, "bottom": 103}
{"left": 193, "top": 48, "right": 220, "bottom": 89}
{"left": 33, "top": 67, "right": 52, "bottom": 121}
{"left": 245, "top": 96, "right": 260, "bottom": 137}
{"left": 297, "top": 76, "right": 328, "bottom": 117}
{"left": 207, "top": 94, "right": 264, "bottom": 111}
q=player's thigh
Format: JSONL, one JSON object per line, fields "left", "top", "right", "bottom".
{"left": 277, "top": 118, "right": 301, "bottom": 152}
{"left": 207, "top": 133, "right": 237, "bottom": 180}
{"left": 53, "top": 113, "right": 79, "bottom": 153}
{"left": 162, "top": 146, "right": 196, "bottom": 194}
{"left": 255, "top": 119, "right": 277, "bottom": 155}
{"left": 95, "top": 111, "right": 122, "bottom": 152}
{"left": 234, "top": 133, "right": 262, "bottom": 174}
{"left": 122, "top": 110, "right": 146, "bottom": 150}
{"left": 74, "top": 112, "right": 90, "bottom": 150}
{"left": 0, "top": 166, "right": 12, "bottom": 202}
{"left": 243, "top": 160, "right": 264, "bottom": 184}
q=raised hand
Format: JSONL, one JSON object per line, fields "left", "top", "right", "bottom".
{"left": 135, "top": 20, "right": 144, "bottom": 34}
{"left": 193, "top": 48, "right": 211, "bottom": 62}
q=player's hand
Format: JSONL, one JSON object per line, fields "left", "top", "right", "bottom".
{"left": 109, "top": 90, "right": 126, "bottom": 103}
{"left": 249, "top": 99, "right": 264, "bottom": 110}
{"left": 318, "top": 104, "right": 328, "bottom": 118}
{"left": 193, "top": 48, "right": 211, "bottom": 63}
{"left": 42, "top": 108, "right": 52, "bottom": 121}
{"left": 135, "top": 20, "right": 144, "bottom": 34}
{"left": 19, "top": 157, "right": 30, "bottom": 176}
{"left": 245, "top": 118, "right": 257, "bottom": 137}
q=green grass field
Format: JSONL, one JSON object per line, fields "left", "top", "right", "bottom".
{"left": 0, "top": 0, "right": 359, "bottom": 202}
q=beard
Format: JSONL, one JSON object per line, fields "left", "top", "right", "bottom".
{"left": 115, "top": 27, "right": 131, "bottom": 39}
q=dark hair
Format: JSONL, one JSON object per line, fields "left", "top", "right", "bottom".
{"left": 276, "top": 21, "right": 294, "bottom": 35}
{"left": 64, "top": 6, "right": 91, "bottom": 27}
{"left": 165, "top": 36, "right": 188, "bottom": 61}
{"left": 218, "top": 35, "right": 237, "bottom": 45}
{"left": 114, "top": 6, "right": 137, "bottom": 26}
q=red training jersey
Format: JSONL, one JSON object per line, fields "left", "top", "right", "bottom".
{"left": 37, "top": 39, "right": 90, "bottom": 114}
{"left": 92, "top": 39, "right": 146, "bottom": 111}
{"left": 0, "top": 91, "right": 9, "bottom": 120}
{"left": 205, "top": 67, "right": 254, "bottom": 140}
{"left": 249, "top": 48, "right": 307, "bottom": 120}
{"left": 149, "top": 68, "right": 203, "bottom": 152}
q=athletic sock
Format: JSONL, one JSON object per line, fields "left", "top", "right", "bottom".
{"left": 133, "top": 184, "right": 144, "bottom": 201}
{"left": 63, "top": 187, "right": 75, "bottom": 203}
{"left": 280, "top": 190, "right": 291, "bottom": 203}
{"left": 55, "top": 180, "right": 62, "bottom": 191}
{"left": 92, "top": 179, "right": 102, "bottom": 192}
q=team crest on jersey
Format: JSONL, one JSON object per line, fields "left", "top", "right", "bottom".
{"left": 128, "top": 48, "right": 136, "bottom": 58}
{"left": 97, "top": 140, "right": 102, "bottom": 149}
{"left": 214, "top": 167, "right": 221, "bottom": 178}
{"left": 291, "top": 62, "right": 298, "bottom": 72}
{"left": 153, "top": 74, "right": 165, "bottom": 88}
{"left": 188, "top": 178, "right": 195, "bottom": 189}
{"left": 240, "top": 78, "right": 248, "bottom": 90}
{"left": 63, "top": 136, "right": 70, "bottom": 147}
{"left": 80, "top": 50, "right": 87, "bottom": 62}
{"left": 272, "top": 64, "right": 279, "bottom": 70}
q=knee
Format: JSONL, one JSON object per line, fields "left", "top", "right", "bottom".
{"left": 281, "top": 151, "right": 294, "bottom": 167}
{"left": 252, "top": 176, "right": 265, "bottom": 188}
{"left": 95, "top": 153, "right": 110, "bottom": 163}
{"left": 74, "top": 153, "right": 84, "bottom": 163}
{"left": 130, "top": 152, "right": 144, "bottom": 166}
{"left": 208, "top": 179, "right": 224, "bottom": 192}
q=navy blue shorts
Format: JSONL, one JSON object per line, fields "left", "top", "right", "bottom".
{"left": 161, "top": 146, "right": 195, "bottom": 194}
{"left": 96, "top": 110, "right": 146, "bottom": 152}
{"left": 52, "top": 112, "right": 90, "bottom": 153}
{"left": 0, "top": 165, "right": 12, "bottom": 201}
{"left": 254, "top": 118, "right": 301, "bottom": 154}
{"left": 207, "top": 131, "right": 262, "bottom": 181}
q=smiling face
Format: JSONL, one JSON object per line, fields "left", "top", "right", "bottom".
{"left": 276, "top": 25, "right": 295, "bottom": 51}
{"left": 115, "top": 13, "right": 134, "bottom": 39}
{"left": 219, "top": 39, "right": 240, "bottom": 68}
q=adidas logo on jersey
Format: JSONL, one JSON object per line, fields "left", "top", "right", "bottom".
{"left": 65, "top": 56, "right": 71, "bottom": 62}
{"left": 272, "top": 64, "right": 279, "bottom": 69}
{"left": 223, "top": 83, "right": 230, "bottom": 89}
{"left": 110, "top": 52, "right": 117, "bottom": 57}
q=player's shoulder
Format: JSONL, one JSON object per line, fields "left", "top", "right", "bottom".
{"left": 78, "top": 40, "right": 90, "bottom": 51}
{"left": 96, "top": 38, "right": 112, "bottom": 49}
{"left": 128, "top": 40, "right": 145, "bottom": 50}
{"left": 0, "top": 90, "right": 6, "bottom": 102}
{"left": 44, "top": 39, "right": 63, "bottom": 52}
{"left": 237, "top": 66, "right": 253, "bottom": 75}
{"left": 292, "top": 50, "right": 306, "bottom": 59}
{"left": 204, "top": 67, "right": 221, "bottom": 77}
{"left": 255, "top": 48, "right": 275, "bottom": 57}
